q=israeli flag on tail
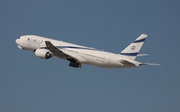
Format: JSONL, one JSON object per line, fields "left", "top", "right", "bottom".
{"left": 119, "top": 34, "right": 147, "bottom": 60}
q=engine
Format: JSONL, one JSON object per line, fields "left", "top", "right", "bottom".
{"left": 35, "top": 49, "right": 52, "bottom": 59}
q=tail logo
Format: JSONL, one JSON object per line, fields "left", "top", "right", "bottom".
{"left": 131, "top": 46, "right": 136, "bottom": 50}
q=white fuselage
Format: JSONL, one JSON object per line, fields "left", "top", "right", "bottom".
{"left": 16, "top": 35, "right": 141, "bottom": 68}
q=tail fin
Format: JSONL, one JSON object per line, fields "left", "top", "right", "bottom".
{"left": 119, "top": 34, "right": 147, "bottom": 60}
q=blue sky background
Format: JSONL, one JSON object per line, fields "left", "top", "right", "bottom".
{"left": 1, "top": 0, "right": 179, "bottom": 112}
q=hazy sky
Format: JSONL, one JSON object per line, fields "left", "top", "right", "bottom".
{"left": 1, "top": 1, "right": 180, "bottom": 112}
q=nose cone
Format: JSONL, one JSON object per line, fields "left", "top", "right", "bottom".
{"left": 15, "top": 39, "right": 19, "bottom": 44}
{"left": 16, "top": 39, "right": 23, "bottom": 49}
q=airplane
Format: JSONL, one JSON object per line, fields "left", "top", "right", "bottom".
{"left": 15, "top": 34, "right": 160, "bottom": 68}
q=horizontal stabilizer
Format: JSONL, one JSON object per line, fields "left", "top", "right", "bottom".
{"left": 121, "top": 60, "right": 136, "bottom": 66}
{"left": 141, "top": 62, "right": 160, "bottom": 66}
{"left": 137, "top": 54, "right": 149, "bottom": 56}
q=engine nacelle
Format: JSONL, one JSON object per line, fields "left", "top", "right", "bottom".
{"left": 35, "top": 49, "right": 52, "bottom": 59}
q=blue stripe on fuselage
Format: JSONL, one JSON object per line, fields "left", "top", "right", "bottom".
{"left": 42, "top": 46, "right": 100, "bottom": 51}
{"left": 56, "top": 46, "right": 94, "bottom": 50}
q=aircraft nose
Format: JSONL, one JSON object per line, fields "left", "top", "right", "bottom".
{"left": 16, "top": 38, "right": 23, "bottom": 49}
{"left": 15, "top": 39, "right": 20, "bottom": 44}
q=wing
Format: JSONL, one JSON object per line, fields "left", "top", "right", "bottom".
{"left": 45, "top": 41, "right": 82, "bottom": 68}
{"left": 45, "top": 41, "right": 71, "bottom": 59}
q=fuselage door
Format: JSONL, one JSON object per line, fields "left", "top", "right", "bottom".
{"left": 107, "top": 57, "right": 112, "bottom": 67}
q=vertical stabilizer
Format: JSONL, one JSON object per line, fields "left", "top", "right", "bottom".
{"left": 119, "top": 34, "right": 147, "bottom": 60}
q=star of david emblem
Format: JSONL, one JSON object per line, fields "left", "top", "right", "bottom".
{"left": 131, "top": 46, "right": 136, "bottom": 50}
